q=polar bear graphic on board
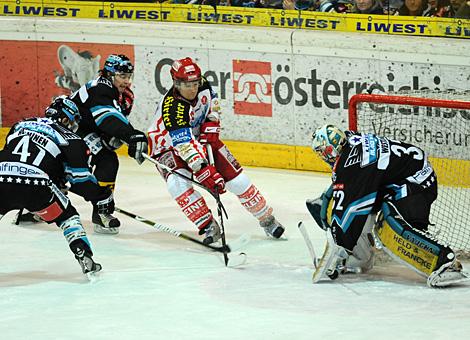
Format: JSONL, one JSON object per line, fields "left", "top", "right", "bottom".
{"left": 55, "top": 45, "right": 101, "bottom": 92}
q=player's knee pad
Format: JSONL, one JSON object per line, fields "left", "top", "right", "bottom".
{"left": 213, "top": 144, "right": 242, "bottom": 181}
{"left": 167, "top": 171, "right": 193, "bottom": 199}
{"left": 58, "top": 215, "right": 91, "bottom": 249}
{"left": 225, "top": 172, "right": 251, "bottom": 195}
{"left": 33, "top": 183, "right": 71, "bottom": 222}
{"left": 376, "top": 201, "right": 456, "bottom": 277}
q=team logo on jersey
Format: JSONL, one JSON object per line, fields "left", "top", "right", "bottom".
{"left": 232, "top": 60, "right": 272, "bottom": 117}
{"left": 169, "top": 128, "right": 191, "bottom": 145}
{"left": 201, "top": 96, "right": 207, "bottom": 105}
{"left": 344, "top": 145, "right": 362, "bottom": 167}
{"left": 348, "top": 135, "right": 362, "bottom": 146}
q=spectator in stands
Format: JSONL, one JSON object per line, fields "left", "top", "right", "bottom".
{"left": 282, "top": 0, "right": 316, "bottom": 9}
{"left": 449, "top": 0, "right": 465, "bottom": 11}
{"left": 455, "top": 0, "right": 470, "bottom": 17}
{"left": 228, "top": 0, "right": 260, "bottom": 6}
{"left": 381, "top": 0, "right": 404, "bottom": 13}
{"left": 428, "top": 0, "right": 455, "bottom": 16}
{"left": 352, "top": 0, "right": 385, "bottom": 13}
{"left": 398, "top": 0, "right": 432, "bottom": 15}
{"left": 317, "top": 0, "right": 354, "bottom": 12}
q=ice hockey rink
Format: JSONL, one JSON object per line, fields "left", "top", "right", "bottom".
{"left": 1, "top": 157, "right": 470, "bottom": 340}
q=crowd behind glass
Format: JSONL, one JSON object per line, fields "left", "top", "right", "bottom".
{"left": 107, "top": 0, "right": 470, "bottom": 18}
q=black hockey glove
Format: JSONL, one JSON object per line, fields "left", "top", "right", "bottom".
{"left": 128, "top": 130, "right": 148, "bottom": 165}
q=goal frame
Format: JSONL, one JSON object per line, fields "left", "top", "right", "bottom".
{"left": 348, "top": 93, "right": 470, "bottom": 131}
{"left": 347, "top": 92, "right": 470, "bottom": 254}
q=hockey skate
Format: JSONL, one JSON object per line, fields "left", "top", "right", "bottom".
{"left": 75, "top": 248, "right": 102, "bottom": 277}
{"left": 427, "top": 259, "right": 470, "bottom": 288}
{"left": 200, "top": 219, "right": 222, "bottom": 245}
{"left": 92, "top": 209, "right": 120, "bottom": 235}
{"left": 312, "top": 229, "right": 349, "bottom": 283}
{"left": 260, "top": 215, "right": 285, "bottom": 239}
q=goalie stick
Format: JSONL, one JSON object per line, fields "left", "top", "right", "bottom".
{"left": 115, "top": 207, "right": 231, "bottom": 253}
{"left": 298, "top": 221, "right": 318, "bottom": 268}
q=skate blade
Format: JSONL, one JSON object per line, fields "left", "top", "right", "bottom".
{"left": 93, "top": 224, "right": 119, "bottom": 235}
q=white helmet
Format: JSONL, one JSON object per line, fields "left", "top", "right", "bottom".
{"left": 311, "top": 124, "right": 346, "bottom": 167}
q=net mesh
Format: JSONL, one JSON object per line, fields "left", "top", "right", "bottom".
{"left": 350, "top": 90, "right": 470, "bottom": 255}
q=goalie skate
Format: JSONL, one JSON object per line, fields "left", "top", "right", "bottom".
{"left": 427, "top": 260, "right": 470, "bottom": 287}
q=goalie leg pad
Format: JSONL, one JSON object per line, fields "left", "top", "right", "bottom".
{"left": 312, "top": 229, "right": 349, "bottom": 283}
{"left": 376, "top": 202, "right": 458, "bottom": 279}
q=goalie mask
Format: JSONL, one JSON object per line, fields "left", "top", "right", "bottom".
{"left": 312, "top": 124, "right": 346, "bottom": 167}
{"left": 45, "top": 95, "right": 81, "bottom": 132}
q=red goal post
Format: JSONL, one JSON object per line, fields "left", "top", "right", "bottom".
{"left": 348, "top": 91, "right": 470, "bottom": 255}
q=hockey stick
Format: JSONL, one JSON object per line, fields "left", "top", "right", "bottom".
{"left": 206, "top": 144, "right": 229, "bottom": 266}
{"left": 298, "top": 221, "right": 318, "bottom": 268}
{"left": 15, "top": 208, "right": 24, "bottom": 225}
{"left": 115, "top": 207, "right": 231, "bottom": 253}
{"left": 142, "top": 153, "right": 228, "bottom": 219}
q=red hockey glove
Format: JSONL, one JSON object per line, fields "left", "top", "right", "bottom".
{"left": 199, "top": 121, "right": 221, "bottom": 145}
{"left": 195, "top": 165, "right": 226, "bottom": 194}
{"left": 120, "top": 87, "right": 134, "bottom": 116}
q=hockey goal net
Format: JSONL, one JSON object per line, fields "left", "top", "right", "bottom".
{"left": 349, "top": 90, "right": 470, "bottom": 257}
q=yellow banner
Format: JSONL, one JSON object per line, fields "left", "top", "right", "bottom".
{"left": 1, "top": 1, "right": 469, "bottom": 38}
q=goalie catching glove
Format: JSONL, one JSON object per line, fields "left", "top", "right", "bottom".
{"left": 195, "top": 164, "right": 225, "bottom": 194}
{"left": 306, "top": 185, "right": 333, "bottom": 230}
{"left": 128, "top": 130, "right": 148, "bottom": 164}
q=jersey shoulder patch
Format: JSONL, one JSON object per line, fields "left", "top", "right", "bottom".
{"left": 96, "top": 76, "right": 113, "bottom": 89}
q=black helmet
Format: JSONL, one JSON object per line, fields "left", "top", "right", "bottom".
{"left": 103, "top": 54, "right": 134, "bottom": 75}
{"left": 45, "top": 95, "right": 81, "bottom": 132}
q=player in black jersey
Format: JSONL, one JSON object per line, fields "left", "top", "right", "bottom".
{"left": 0, "top": 96, "right": 115, "bottom": 277}
{"left": 68, "top": 54, "right": 148, "bottom": 234}
{"left": 308, "top": 124, "right": 467, "bottom": 287}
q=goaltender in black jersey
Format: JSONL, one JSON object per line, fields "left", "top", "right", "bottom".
{"left": 0, "top": 96, "right": 116, "bottom": 277}
{"left": 307, "top": 124, "right": 469, "bottom": 287}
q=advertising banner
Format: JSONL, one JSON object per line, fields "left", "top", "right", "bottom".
{"left": 136, "top": 48, "right": 469, "bottom": 148}
{"left": 0, "top": 40, "right": 133, "bottom": 126}
{"left": 1, "top": 1, "right": 469, "bottom": 39}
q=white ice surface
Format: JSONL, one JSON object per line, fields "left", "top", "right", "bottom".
{"left": 1, "top": 157, "right": 469, "bottom": 340}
